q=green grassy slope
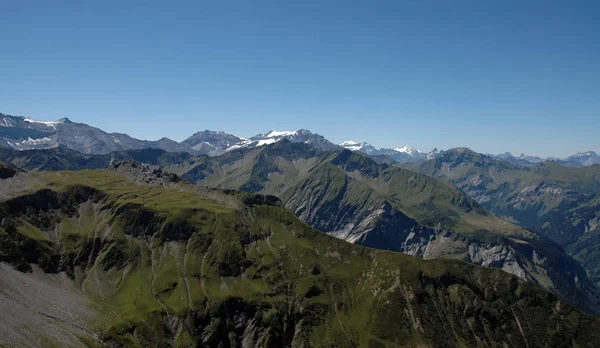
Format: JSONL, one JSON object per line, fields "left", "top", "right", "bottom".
{"left": 2, "top": 144, "right": 600, "bottom": 315}
{"left": 1, "top": 169, "right": 600, "bottom": 347}
{"left": 183, "top": 142, "right": 523, "bottom": 238}
{"left": 173, "top": 141, "right": 600, "bottom": 314}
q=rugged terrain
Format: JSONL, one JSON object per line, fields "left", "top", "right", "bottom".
{"left": 0, "top": 113, "right": 339, "bottom": 156}
{"left": 2, "top": 143, "right": 599, "bottom": 316}
{"left": 2, "top": 112, "right": 597, "bottom": 168}
{"left": 407, "top": 148, "right": 600, "bottom": 285}
{"left": 167, "top": 141, "right": 600, "bottom": 314}
{"left": 1, "top": 166, "right": 600, "bottom": 347}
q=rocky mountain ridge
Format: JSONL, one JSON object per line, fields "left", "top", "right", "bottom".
{"left": 1, "top": 112, "right": 597, "bottom": 167}
{"left": 407, "top": 148, "right": 600, "bottom": 286}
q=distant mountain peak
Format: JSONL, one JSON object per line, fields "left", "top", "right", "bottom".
{"left": 393, "top": 146, "right": 421, "bottom": 155}
{"left": 449, "top": 147, "right": 475, "bottom": 153}
{"left": 564, "top": 151, "right": 600, "bottom": 167}
{"left": 4, "top": 111, "right": 597, "bottom": 167}
{"left": 339, "top": 140, "right": 375, "bottom": 152}
{"left": 23, "top": 117, "right": 61, "bottom": 127}
{"left": 195, "top": 129, "right": 233, "bottom": 135}
{"left": 246, "top": 129, "right": 338, "bottom": 151}
{"left": 340, "top": 140, "right": 433, "bottom": 163}
{"left": 179, "top": 128, "right": 338, "bottom": 156}
{"left": 573, "top": 151, "right": 597, "bottom": 157}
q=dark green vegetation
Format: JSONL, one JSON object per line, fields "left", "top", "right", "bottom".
{"left": 408, "top": 148, "right": 600, "bottom": 286}
{"left": 1, "top": 168, "right": 600, "bottom": 347}
{"left": 2, "top": 143, "right": 600, "bottom": 317}
{"left": 0, "top": 161, "right": 18, "bottom": 179}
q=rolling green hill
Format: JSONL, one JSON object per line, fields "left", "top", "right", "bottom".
{"left": 1, "top": 166, "right": 600, "bottom": 347}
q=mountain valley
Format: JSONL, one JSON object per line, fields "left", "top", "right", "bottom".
{"left": 1, "top": 113, "right": 600, "bottom": 347}
{"left": 405, "top": 149, "right": 600, "bottom": 286}
{"left": 2, "top": 140, "right": 600, "bottom": 318}
{"left": 1, "top": 164, "right": 600, "bottom": 347}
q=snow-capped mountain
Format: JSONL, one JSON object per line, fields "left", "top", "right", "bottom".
{"left": 0, "top": 113, "right": 188, "bottom": 155}
{"left": 1, "top": 112, "right": 598, "bottom": 166}
{"left": 178, "top": 129, "right": 340, "bottom": 156}
{"left": 339, "top": 141, "right": 437, "bottom": 163}
{"left": 562, "top": 151, "right": 600, "bottom": 167}
{"left": 393, "top": 146, "right": 422, "bottom": 157}
{"left": 0, "top": 112, "right": 339, "bottom": 156}
{"left": 339, "top": 141, "right": 379, "bottom": 155}
{"left": 249, "top": 129, "right": 340, "bottom": 151}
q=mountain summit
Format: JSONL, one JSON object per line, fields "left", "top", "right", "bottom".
{"left": 179, "top": 128, "right": 340, "bottom": 156}
{"left": 250, "top": 129, "right": 339, "bottom": 150}
{"left": 340, "top": 140, "right": 436, "bottom": 163}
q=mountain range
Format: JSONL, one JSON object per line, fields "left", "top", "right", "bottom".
{"left": 2, "top": 112, "right": 600, "bottom": 346}
{"left": 2, "top": 141, "right": 600, "bottom": 317}
{"left": 490, "top": 151, "right": 600, "bottom": 168}
{"left": 403, "top": 149, "right": 600, "bottom": 286}
{"left": 1, "top": 112, "right": 598, "bottom": 167}
{"left": 0, "top": 113, "right": 340, "bottom": 156}
{"left": 1, "top": 162, "right": 600, "bottom": 346}
{"left": 339, "top": 140, "right": 439, "bottom": 163}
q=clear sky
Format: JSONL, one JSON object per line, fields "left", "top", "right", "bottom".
{"left": 1, "top": 1, "right": 598, "bottom": 157}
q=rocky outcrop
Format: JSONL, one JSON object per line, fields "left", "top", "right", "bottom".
{"left": 111, "top": 161, "right": 180, "bottom": 186}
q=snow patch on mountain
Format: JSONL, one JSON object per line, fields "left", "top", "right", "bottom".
{"left": 340, "top": 140, "right": 374, "bottom": 152}
{"left": 263, "top": 130, "right": 297, "bottom": 138}
{"left": 2, "top": 112, "right": 598, "bottom": 165}
{"left": 179, "top": 128, "right": 338, "bottom": 155}
{"left": 255, "top": 138, "right": 278, "bottom": 146}
{"left": 23, "top": 118, "right": 61, "bottom": 130}
{"left": 1, "top": 117, "right": 16, "bottom": 127}
{"left": 340, "top": 140, "right": 433, "bottom": 163}
{"left": 6, "top": 137, "right": 55, "bottom": 149}
{"left": 393, "top": 146, "right": 421, "bottom": 156}
{"left": 573, "top": 151, "right": 597, "bottom": 158}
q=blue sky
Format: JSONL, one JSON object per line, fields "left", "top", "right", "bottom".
{"left": 1, "top": 0, "right": 598, "bottom": 157}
